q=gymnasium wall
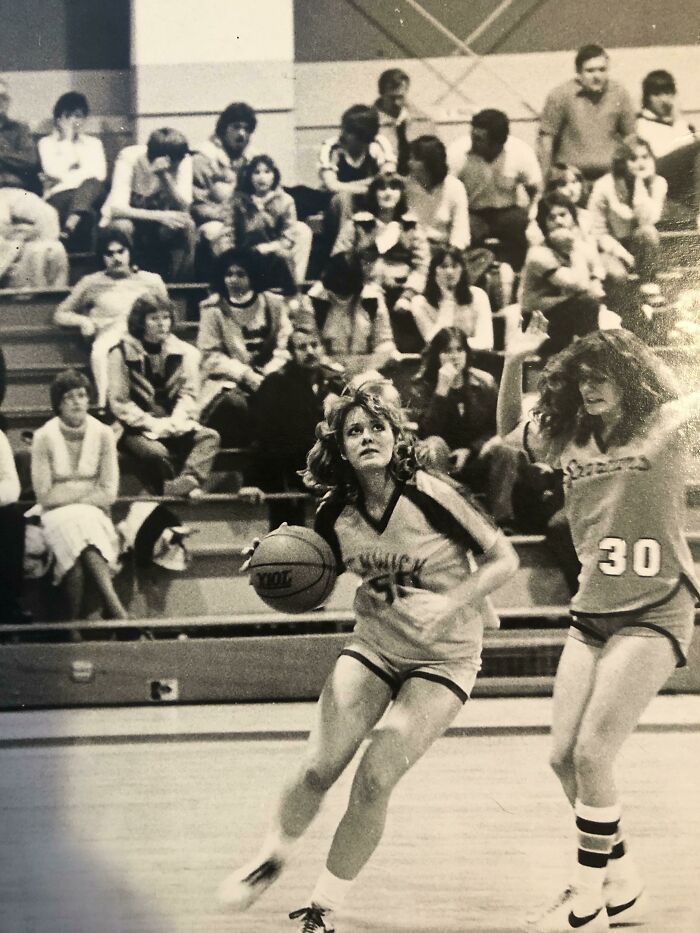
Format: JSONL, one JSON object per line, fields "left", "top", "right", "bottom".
{"left": 293, "top": 0, "right": 700, "bottom": 185}
{"left": 0, "top": 1, "right": 698, "bottom": 186}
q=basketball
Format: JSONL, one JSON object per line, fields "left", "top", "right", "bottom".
{"left": 248, "top": 525, "right": 338, "bottom": 614}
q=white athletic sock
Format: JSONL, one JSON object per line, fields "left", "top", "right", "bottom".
{"left": 309, "top": 868, "right": 353, "bottom": 912}
{"left": 574, "top": 800, "right": 620, "bottom": 913}
{"left": 258, "top": 826, "right": 295, "bottom": 864}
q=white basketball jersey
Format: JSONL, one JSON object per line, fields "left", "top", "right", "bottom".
{"left": 315, "top": 471, "right": 499, "bottom": 661}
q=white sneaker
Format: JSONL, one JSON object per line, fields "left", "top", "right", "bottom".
{"left": 217, "top": 855, "right": 284, "bottom": 911}
{"left": 525, "top": 886, "right": 609, "bottom": 931}
{"left": 604, "top": 880, "right": 648, "bottom": 926}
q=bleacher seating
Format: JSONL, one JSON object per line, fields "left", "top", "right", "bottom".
{"left": 0, "top": 217, "right": 699, "bottom": 709}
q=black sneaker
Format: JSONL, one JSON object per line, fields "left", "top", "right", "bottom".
{"left": 289, "top": 904, "right": 336, "bottom": 931}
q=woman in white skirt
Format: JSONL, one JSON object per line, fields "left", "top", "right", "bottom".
{"left": 30, "top": 369, "right": 127, "bottom": 620}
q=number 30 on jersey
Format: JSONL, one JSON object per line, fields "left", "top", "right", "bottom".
{"left": 598, "top": 536, "right": 661, "bottom": 577}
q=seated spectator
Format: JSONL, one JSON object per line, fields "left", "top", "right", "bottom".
{"left": 30, "top": 369, "right": 127, "bottom": 620}
{"left": 220, "top": 154, "right": 312, "bottom": 294}
{"left": 537, "top": 44, "right": 635, "bottom": 182}
{"left": 108, "top": 295, "right": 219, "bottom": 497}
{"left": 405, "top": 135, "right": 470, "bottom": 252}
{"left": 241, "top": 325, "right": 346, "bottom": 527}
{"left": 543, "top": 162, "right": 594, "bottom": 240}
{"left": 410, "top": 245, "right": 494, "bottom": 350}
{"left": 520, "top": 192, "right": 604, "bottom": 356}
{"left": 192, "top": 101, "right": 258, "bottom": 239}
{"left": 496, "top": 314, "right": 580, "bottom": 593}
{"left": 588, "top": 135, "right": 667, "bottom": 293}
{"left": 306, "top": 253, "right": 399, "bottom": 368}
{"left": 0, "top": 185, "right": 68, "bottom": 288}
{"left": 38, "top": 92, "right": 107, "bottom": 251}
{"left": 448, "top": 108, "right": 542, "bottom": 271}
{"left": 0, "top": 77, "right": 41, "bottom": 194}
{"left": 636, "top": 70, "right": 700, "bottom": 229}
{"left": 332, "top": 172, "right": 430, "bottom": 310}
{"left": 0, "top": 426, "right": 26, "bottom": 624}
{"left": 318, "top": 104, "right": 396, "bottom": 253}
{"left": 54, "top": 225, "right": 167, "bottom": 411}
{"left": 374, "top": 68, "right": 422, "bottom": 176}
{"left": 410, "top": 326, "right": 519, "bottom": 529}
{"left": 196, "top": 248, "right": 292, "bottom": 448}
{"left": 101, "top": 127, "right": 196, "bottom": 281}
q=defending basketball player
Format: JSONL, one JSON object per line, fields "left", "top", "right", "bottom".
{"left": 523, "top": 330, "right": 700, "bottom": 932}
{"left": 218, "top": 380, "right": 518, "bottom": 931}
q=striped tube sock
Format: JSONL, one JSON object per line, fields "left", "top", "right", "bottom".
{"left": 606, "top": 825, "right": 627, "bottom": 881}
{"left": 574, "top": 800, "right": 620, "bottom": 913}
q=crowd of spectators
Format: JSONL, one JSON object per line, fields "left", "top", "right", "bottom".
{"left": 0, "top": 46, "right": 699, "bottom": 623}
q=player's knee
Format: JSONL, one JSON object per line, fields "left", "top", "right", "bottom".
{"left": 549, "top": 746, "right": 573, "bottom": 777}
{"left": 353, "top": 754, "right": 401, "bottom": 804}
{"left": 572, "top": 734, "right": 606, "bottom": 779}
{"left": 301, "top": 764, "right": 341, "bottom": 795}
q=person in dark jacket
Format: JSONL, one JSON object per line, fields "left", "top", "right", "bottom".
{"left": 241, "top": 325, "right": 345, "bottom": 526}
{"left": 410, "top": 326, "right": 519, "bottom": 528}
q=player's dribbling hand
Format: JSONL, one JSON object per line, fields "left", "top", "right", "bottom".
{"left": 240, "top": 538, "right": 261, "bottom": 574}
{"left": 240, "top": 523, "right": 288, "bottom": 573}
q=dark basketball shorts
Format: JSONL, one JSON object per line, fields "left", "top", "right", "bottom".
{"left": 569, "top": 583, "right": 697, "bottom": 667}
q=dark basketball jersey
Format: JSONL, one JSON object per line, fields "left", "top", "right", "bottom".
{"left": 315, "top": 471, "right": 499, "bottom": 661}
{"left": 559, "top": 401, "right": 700, "bottom": 616}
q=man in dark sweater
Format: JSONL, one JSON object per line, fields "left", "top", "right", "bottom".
{"left": 245, "top": 326, "right": 345, "bottom": 527}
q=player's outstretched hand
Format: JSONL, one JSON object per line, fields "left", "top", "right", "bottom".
{"left": 506, "top": 310, "right": 549, "bottom": 358}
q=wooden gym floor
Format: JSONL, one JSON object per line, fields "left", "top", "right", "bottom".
{"left": 1, "top": 695, "right": 698, "bottom": 933}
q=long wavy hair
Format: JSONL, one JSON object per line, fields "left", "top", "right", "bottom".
{"left": 534, "top": 329, "right": 679, "bottom": 446}
{"left": 301, "top": 382, "right": 418, "bottom": 501}
{"left": 612, "top": 134, "right": 657, "bottom": 204}
{"left": 417, "top": 326, "right": 471, "bottom": 392}
{"left": 423, "top": 246, "right": 473, "bottom": 309}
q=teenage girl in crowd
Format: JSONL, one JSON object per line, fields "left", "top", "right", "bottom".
{"left": 588, "top": 135, "right": 667, "bottom": 293}
{"left": 218, "top": 381, "right": 518, "bottom": 931}
{"left": 409, "top": 245, "right": 494, "bottom": 350}
{"left": 523, "top": 329, "right": 699, "bottom": 932}
{"left": 30, "top": 369, "right": 126, "bottom": 622}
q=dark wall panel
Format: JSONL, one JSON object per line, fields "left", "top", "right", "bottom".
{"left": 295, "top": 0, "right": 700, "bottom": 62}
{"left": 0, "top": 0, "right": 130, "bottom": 71}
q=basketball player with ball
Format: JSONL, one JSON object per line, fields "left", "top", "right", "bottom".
{"left": 218, "top": 379, "right": 519, "bottom": 931}
{"left": 522, "top": 330, "right": 700, "bottom": 932}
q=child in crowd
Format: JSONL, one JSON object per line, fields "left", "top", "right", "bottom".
{"left": 53, "top": 225, "right": 167, "bottom": 411}
{"left": 409, "top": 245, "right": 494, "bottom": 350}
{"left": 223, "top": 154, "right": 312, "bottom": 294}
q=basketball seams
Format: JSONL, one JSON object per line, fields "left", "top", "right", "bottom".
{"left": 249, "top": 526, "right": 337, "bottom": 611}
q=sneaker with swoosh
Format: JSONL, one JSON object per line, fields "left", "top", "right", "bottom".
{"left": 524, "top": 886, "right": 610, "bottom": 931}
